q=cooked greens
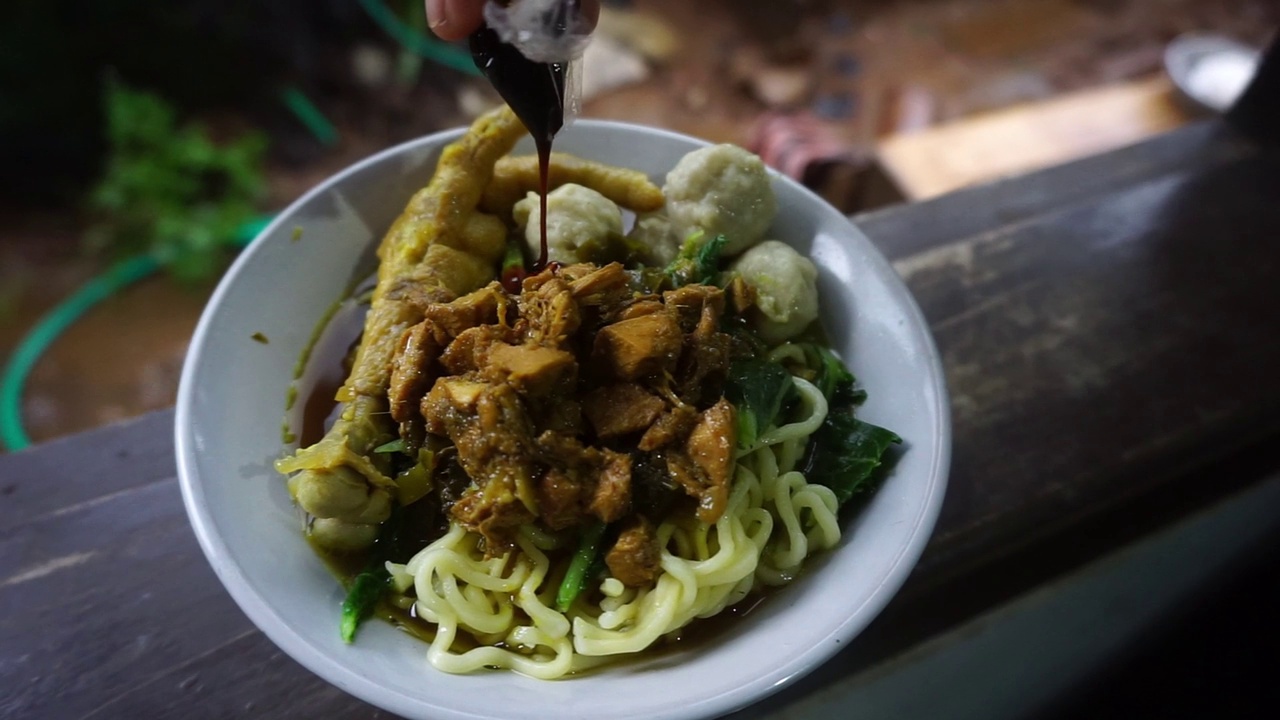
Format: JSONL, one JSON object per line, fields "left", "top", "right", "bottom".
{"left": 801, "top": 352, "right": 900, "bottom": 506}
{"left": 338, "top": 506, "right": 409, "bottom": 643}
{"left": 556, "top": 521, "right": 607, "bottom": 612}
{"left": 340, "top": 564, "right": 391, "bottom": 644}
{"left": 725, "top": 359, "right": 795, "bottom": 449}
{"left": 373, "top": 438, "right": 408, "bottom": 454}
{"left": 664, "top": 232, "right": 727, "bottom": 287}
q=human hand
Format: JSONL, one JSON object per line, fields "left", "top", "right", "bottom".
{"left": 426, "top": 0, "right": 599, "bottom": 42}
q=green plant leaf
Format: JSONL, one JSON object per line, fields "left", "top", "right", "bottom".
{"left": 86, "top": 79, "right": 267, "bottom": 284}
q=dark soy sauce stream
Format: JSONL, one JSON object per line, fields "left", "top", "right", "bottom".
{"left": 469, "top": 4, "right": 576, "bottom": 276}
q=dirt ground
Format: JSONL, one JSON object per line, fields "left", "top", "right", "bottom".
{"left": 2, "top": 0, "right": 1276, "bottom": 448}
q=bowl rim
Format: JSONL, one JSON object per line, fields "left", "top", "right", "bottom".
{"left": 176, "top": 118, "right": 951, "bottom": 720}
{"left": 1163, "top": 31, "right": 1261, "bottom": 113}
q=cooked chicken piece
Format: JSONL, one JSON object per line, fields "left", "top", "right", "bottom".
{"left": 678, "top": 334, "right": 732, "bottom": 406}
{"left": 675, "top": 320, "right": 732, "bottom": 406}
{"left": 555, "top": 262, "right": 603, "bottom": 283}
{"left": 663, "top": 284, "right": 725, "bottom": 334}
{"left": 422, "top": 379, "right": 542, "bottom": 553}
{"left": 531, "top": 431, "right": 634, "bottom": 525}
{"left": 452, "top": 486, "right": 536, "bottom": 555}
{"left": 518, "top": 276, "right": 581, "bottom": 348}
{"left": 616, "top": 299, "right": 665, "bottom": 322}
{"left": 583, "top": 383, "right": 666, "bottom": 439}
{"left": 277, "top": 107, "right": 527, "bottom": 551}
{"left": 588, "top": 450, "right": 632, "bottom": 522}
{"left": 482, "top": 152, "right": 665, "bottom": 221}
{"left": 423, "top": 283, "right": 504, "bottom": 337}
{"left": 661, "top": 284, "right": 733, "bottom": 402}
{"left": 665, "top": 451, "right": 702, "bottom": 516}
{"left": 682, "top": 398, "right": 736, "bottom": 523}
{"left": 592, "top": 311, "right": 684, "bottom": 380}
{"left": 605, "top": 516, "right": 661, "bottom": 587}
{"left": 438, "top": 325, "right": 509, "bottom": 376}
{"left": 388, "top": 320, "right": 444, "bottom": 423}
{"left": 535, "top": 430, "right": 600, "bottom": 468}
{"left": 536, "top": 468, "right": 586, "bottom": 531}
{"left": 568, "top": 261, "right": 629, "bottom": 306}
{"left": 428, "top": 374, "right": 491, "bottom": 411}
{"left": 638, "top": 404, "right": 698, "bottom": 451}
{"left": 486, "top": 343, "right": 577, "bottom": 397}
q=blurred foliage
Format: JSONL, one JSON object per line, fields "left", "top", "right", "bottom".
{"left": 85, "top": 80, "right": 267, "bottom": 284}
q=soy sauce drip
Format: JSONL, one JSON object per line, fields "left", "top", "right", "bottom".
{"left": 469, "top": 13, "right": 573, "bottom": 275}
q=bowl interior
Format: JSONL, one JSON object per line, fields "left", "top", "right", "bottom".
{"left": 176, "top": 120, "right": 950, "bottom": 720}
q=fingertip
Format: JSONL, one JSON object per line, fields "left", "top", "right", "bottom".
{"left": 582, "top": 0, "right": 601, "bottom": 31}
{"left": 429, "top": 0, "right": 487, "bottom": 41}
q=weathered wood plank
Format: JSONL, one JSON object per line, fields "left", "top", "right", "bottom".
{"left": 0, "top": 479, "right": 254, "bottom": 719}
{"left": 856, "top": 121, "right": 1256, "bottom": 262}
{"left": 80, "top": 632, "right": 388, "bottom": 720}
{"left": 899, "top": 149, "right": 1280, "bottom": 587}
{"left": 0, "top": 409, "right": 176, "bottom": 532}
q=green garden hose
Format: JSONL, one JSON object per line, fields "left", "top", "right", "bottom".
{"left": 0, "top": 218, "right": 269, "bottom": 452}
{"left": 356, "top": 0, "right": 480, "bottom": 76}
{"left": 1, "top": 0, "right": 477, "bottom": 452}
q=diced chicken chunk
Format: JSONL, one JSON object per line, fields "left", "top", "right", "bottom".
{"left": 588, "top": 450, "right": 632, "bottom": 522}
{"left": 606, "top": 516, "right": 661, "bottom": 587}
{"left": 583, "top": 383, "right": 666, "bottom": 439}
{"left": 388, "top": 320, "right": 442, "bottom": 423}
{"left": 663, "top": 284, "right": 725, "bottom": 334}
{"left": 616, "top": 299, "right": 665, "bottom": 321}
{"left": 680, "top": 398, "right": 736, "bottom": 522}
{"left": 638, "top": 404, "right": 698, "bottom": 451}
{"left": 421, "top": 378, "right": 488, "bottom": 431}
{"left": 536, "top": 468, "right": 584, "bottom": 531}
{"left": 569, "top": 261, "right": 630, "bottom": 306}
{"left": 486, "top": 343, "right": 576, "bottom": 397}
{"left": 518, "top": 276, "right": 581, "bottom": 347}
{"left": 438, "top": 324, "right": 507, "bottom": 375}
{"left": 452, "top": 486, "right": 535, "bottom": 554}
{"left": 592, "top": 311, "right": 684, "bottom": 380}
{"left": 424, "top": 283, "right": 503, "bottom": 337}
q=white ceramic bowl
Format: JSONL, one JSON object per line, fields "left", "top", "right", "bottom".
{"left": 176, "top": 120, "right": 950, "bottom": 720}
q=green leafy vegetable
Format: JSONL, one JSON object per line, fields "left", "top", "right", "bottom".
{"left": 664, "top": 232, "right": 728, "bottom": 287}
{"left": 801, "top": 352, "right": 900, "bottom": 506}
{"left": 555, "top": 521, "right": 607, "bottom": 612}
{"left": 340, "top": 565, "right": 391, "bottom": 644}
{"left": 725, "top": 359, "right": 796, "bottom": 448}
{"left": 338, "top": 506, "right": 406, "bottom": 643}
{"left": 372, "top": 438, "right": 407, "bottom": 454}
{"left": 86, "top": 78, "right": 267, "bottom": 283}
{"left": 803, "top": 344, "right": 852, "bottom": 399}
{"left": 394, "top": 449, "right": 435, "bottom": 506}
{"left": 804, "top": 415, "right": 901, "bottom": 506}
